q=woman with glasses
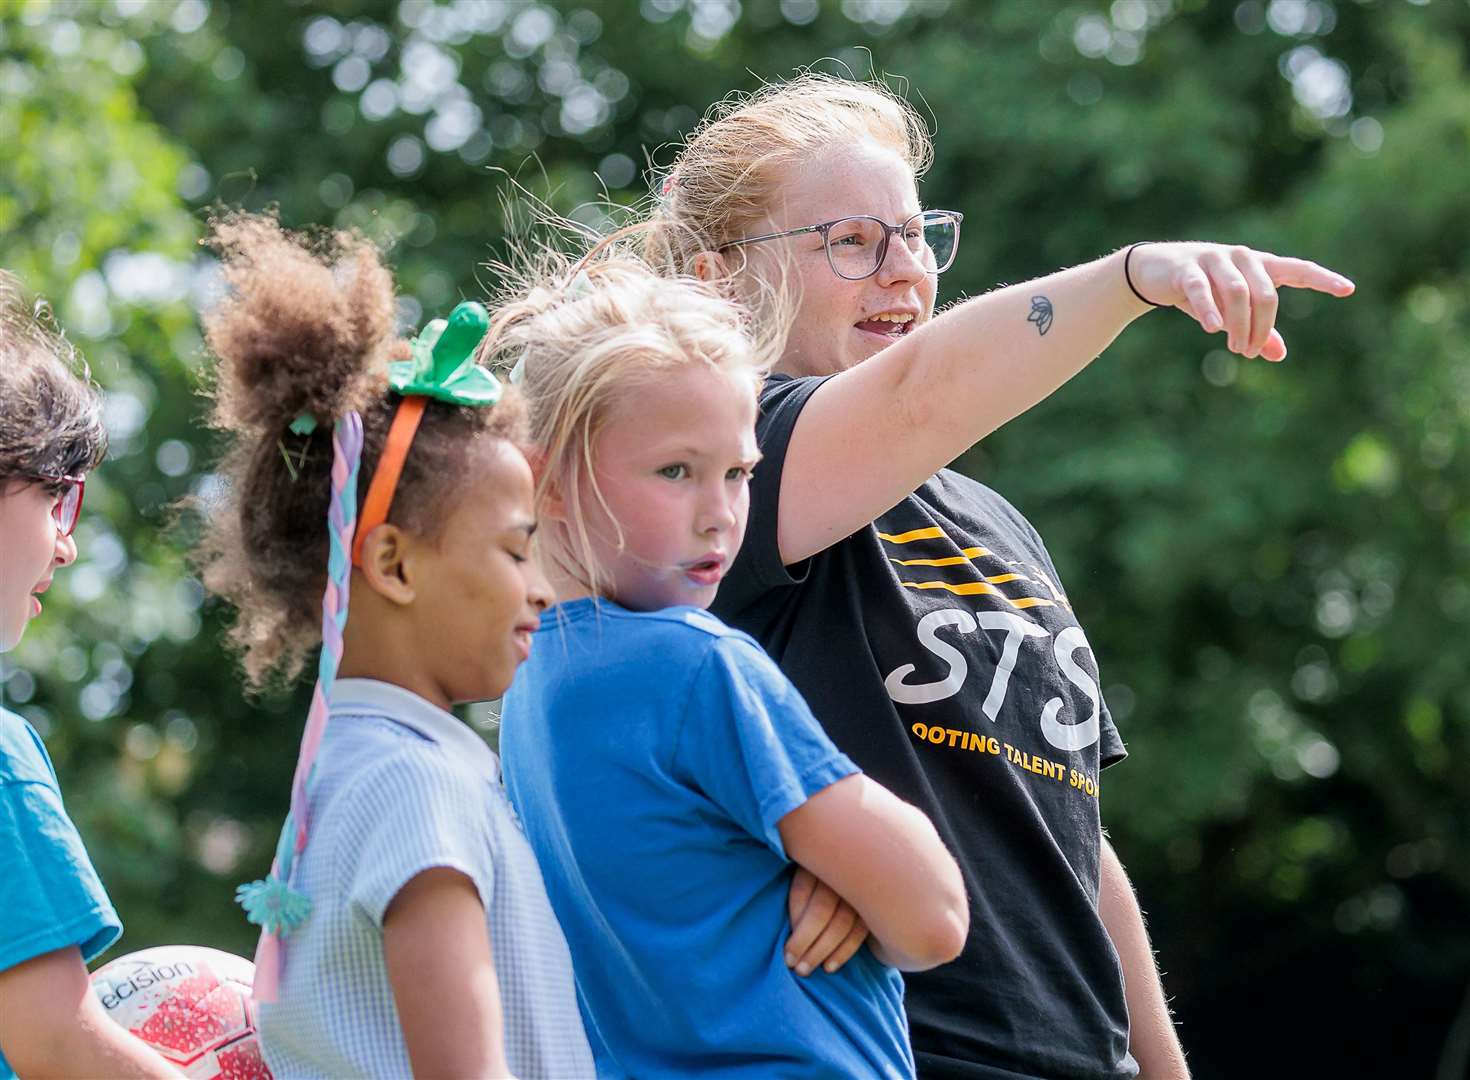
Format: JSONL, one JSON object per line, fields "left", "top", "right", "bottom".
{"left": 645, "top": 75, "right": 1353, "bottom": 1080}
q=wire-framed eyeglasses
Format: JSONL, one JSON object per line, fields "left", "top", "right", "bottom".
{"left": 722, "top": 209, "right": 963, "bottom": 281}
{"left": 22, "top": 473, "right": 86, "bottom": 537}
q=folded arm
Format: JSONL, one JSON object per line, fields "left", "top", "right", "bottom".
{"left": 779, "top": 773, "right": 968, "bottom": 971}
{"left": 784, "top": 866, "right": 869, "bottom": 976}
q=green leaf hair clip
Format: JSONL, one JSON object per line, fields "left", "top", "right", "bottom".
{"left": 389, "top": 300, "right": 501, "bottom": 407}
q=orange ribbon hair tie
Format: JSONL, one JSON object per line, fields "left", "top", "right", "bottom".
{"left": 351, "top": 396, "right": 426, "bottom": 568}
{"left": 348, "top": 300, "right": 502, "bottom": 568}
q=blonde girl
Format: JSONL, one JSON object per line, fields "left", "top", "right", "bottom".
{"left": 191, "top": 215, "right": 591, "bottom": 1079}
{"left": 644, "top": 73, "right": 1355, "bottom": 1080}
{"left": 490, "top": 249, "right": 968, "bottom": 1079}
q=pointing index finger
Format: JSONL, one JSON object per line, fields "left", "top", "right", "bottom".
{"left": 1260, "top": 254, "right": 1355, "bottom": 296}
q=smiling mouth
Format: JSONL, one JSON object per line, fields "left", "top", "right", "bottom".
{"left": 854, "top": 314, "right": 916, "bottom": 339}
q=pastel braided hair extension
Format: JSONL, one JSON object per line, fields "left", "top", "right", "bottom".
{"left": 237, "top": 411, "right": 362, "bottom": 996}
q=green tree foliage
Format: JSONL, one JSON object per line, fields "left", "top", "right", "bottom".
{"left": 3, "top": 0, "right": 1468, "bottom": 1074}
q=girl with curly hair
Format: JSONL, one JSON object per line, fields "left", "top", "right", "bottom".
{"left": 192, "top": 214, "right": 591, "bottom": 1079}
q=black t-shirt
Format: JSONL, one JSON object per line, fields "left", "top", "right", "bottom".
{"left": 712, "top": 375, "right": 1137, "bottom": 1080}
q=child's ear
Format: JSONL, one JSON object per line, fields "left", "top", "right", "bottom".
{"left": 692, "top": 250, "right": 729, "bottom": 282}
{"left": 523, "top": 444, "right": 549, "bottom": 483}
{"left": 355, "top": 524, "right": 416, "bottom": 606}
{"left": 526, "top": 447, "right": 566, "bottom": 520}
{"left": 540, "top": 484, "right": 566, "bottom": 522}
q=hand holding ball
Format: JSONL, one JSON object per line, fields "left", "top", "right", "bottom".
{"left": 90, "top": 946, "right": 273, "bottom": 1080}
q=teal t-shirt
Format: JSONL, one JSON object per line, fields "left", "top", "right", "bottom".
{"left": 503, "top": 599, "right": 913, "bottom": 1079}
{"left": 0, "top": 707, "right": 122, "bottom": 1078}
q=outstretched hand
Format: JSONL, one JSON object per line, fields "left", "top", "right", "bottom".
{"left": 785, "top": 866, "right": 870, "bottom": 977}
{"left": 1128, "top": 242, "right": 1355, "bottom": 361}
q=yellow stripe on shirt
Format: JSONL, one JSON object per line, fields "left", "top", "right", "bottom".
{"left": 888, "top": 548, "right": 994, "bottom": 567}
{"left": 877, "top": 526, "right": 947, "bottom": 544}
{"left": 900, "top": 580, "right": 1057, "bottom": 609}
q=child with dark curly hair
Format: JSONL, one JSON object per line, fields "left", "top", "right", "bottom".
{"left": 191, "top": 215, "right": 591, "bottom": 1079}
{"left": 0, "top": 271, "right": 180, "bottom": 1077}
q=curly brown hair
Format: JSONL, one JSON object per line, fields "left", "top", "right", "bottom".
{"left": 0, "top": 270, "right": 107, "bottom": 494}
{"left": 193, "top": 213, "right": 525, "bottom": 689}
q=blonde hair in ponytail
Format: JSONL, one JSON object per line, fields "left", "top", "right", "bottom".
{"left": 644, "top": 72, "right": 934, "bottom": 277}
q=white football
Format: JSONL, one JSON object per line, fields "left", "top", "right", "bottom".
{"left": 90, "top": 945, "right": 273, "bottom": 1080}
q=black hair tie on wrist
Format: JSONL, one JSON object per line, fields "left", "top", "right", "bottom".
{"left": 1124, "top": 242, "right": 1162, "bottom": 307}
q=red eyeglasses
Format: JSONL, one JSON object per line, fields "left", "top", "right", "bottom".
{"left": 23, "top": 473, "right": 86, "bottom": 537}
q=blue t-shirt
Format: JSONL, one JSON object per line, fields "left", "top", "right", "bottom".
{"left": 502, "top": 598, "right": 913, "bottom": 1079}
{"left": 0, "top": 707, "right": 122, "bottom": 1079}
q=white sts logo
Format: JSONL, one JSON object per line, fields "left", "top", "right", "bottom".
{"left": 877, "top": 526, "right": 1102, "bottom": 753}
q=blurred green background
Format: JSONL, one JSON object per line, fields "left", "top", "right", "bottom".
{"left": 2, "top": 0, "right": 1468, "bottom": 1075}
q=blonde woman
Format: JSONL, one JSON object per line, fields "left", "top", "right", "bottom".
{"left": 646, "top": 75, "right": 1354, "bottom": 1080}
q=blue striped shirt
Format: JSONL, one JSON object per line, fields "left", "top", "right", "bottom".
{"left": 258, "top": 679, "right": 592, "bottom": 1079}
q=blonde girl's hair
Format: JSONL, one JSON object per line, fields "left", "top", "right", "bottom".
{"left": 644, "top": 72, "right": 934, "bottom": 275}
{"left": 477, "top": 232, "right": 776, "bottom": 596}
